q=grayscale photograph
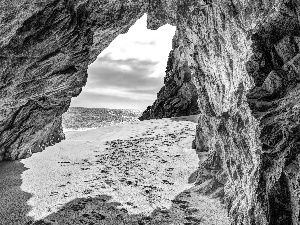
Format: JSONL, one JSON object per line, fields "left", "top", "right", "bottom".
{"left": 0, "top": 1, "right": 299, "bottom": 225}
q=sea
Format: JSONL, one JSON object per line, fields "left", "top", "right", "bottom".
{"left": 62, "top": 107, "right": 142, "bottom": 132}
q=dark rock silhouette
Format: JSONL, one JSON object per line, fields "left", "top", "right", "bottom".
{"left": 0, "top": 161, "right": 33, "bottom": 224}
{"left": 1, "top": 0, "right": 300, "bottom": 224}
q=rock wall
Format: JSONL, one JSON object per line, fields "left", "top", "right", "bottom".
{"left": 0, "top": 0, "right": 147, "bottom": 160}
{"left": 139, "top": 44, "right": 200, "bottom": 120}
{"left": 1, "top": 0, "right": 300, "bottom": 224}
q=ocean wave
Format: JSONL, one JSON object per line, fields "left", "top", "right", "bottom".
{"left": 62, "top": 107, "right": 141, "bottom": 131}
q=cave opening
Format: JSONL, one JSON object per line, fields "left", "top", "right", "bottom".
{"left": 73, "top": 14, "right": 175, "bottom": 110}
{"left": 62, "top": 14, "right": 176, "bottom": 131}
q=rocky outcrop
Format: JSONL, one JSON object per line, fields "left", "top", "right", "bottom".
{"left": 1, "top": 0, "right": 300, "bottom": 224}
{"left": 0, "top": 0, "right": 148, "bottom": 160}
{"left": 188, "top": 1, "right": 300, "bottom": 224}
{"left": 139, "top": 45, "right": 199, "bottom": 120}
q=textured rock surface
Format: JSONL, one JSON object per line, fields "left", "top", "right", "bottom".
{"left": 0, "top": 0, "right": 147, "bottom": 160}
{"left": 139, "top": 47, "right": 200, "bottom": 120}
{"left": 1, "top": 0, "right": 300, "bottom": 224}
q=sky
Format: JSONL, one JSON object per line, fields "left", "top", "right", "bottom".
{"left": 70, "top": 14, "right": 176, "bottom": 110}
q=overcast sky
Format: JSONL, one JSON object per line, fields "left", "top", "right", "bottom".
{"left": 70, "top": 14, "right": 176, "bottom": 110}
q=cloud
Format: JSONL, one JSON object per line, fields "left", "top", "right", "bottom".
{"left": 133, "top": 40, "right": 157, "bottom": 45}
{"left": 71, "top": 14, "right": 176, "bottom": 110}
{"left": 87, "top": 55, "right": 163, "bottom": 90}
{"left": 71, "top": 55, "right": 164, "bottom": 110}
{"left": 128, "top": 88, "right": 161, "bottom": 94}
{"left": 98, "top": 14, "right": 176, "bottom": 79}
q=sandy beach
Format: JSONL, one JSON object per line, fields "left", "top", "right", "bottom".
{"left": 0, "top": 116, "right": 229, "bottom": 225}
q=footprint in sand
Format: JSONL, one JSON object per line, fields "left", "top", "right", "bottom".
{"left": 162, "top": 180, "right": 174, "bottom": 185}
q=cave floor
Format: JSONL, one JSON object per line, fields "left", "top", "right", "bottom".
{"left": 0, "top": 116, "right": 229, "bottom": 225}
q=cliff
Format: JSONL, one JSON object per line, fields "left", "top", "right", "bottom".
{"left": 139, "top": 46, "right": 200, "bottom": 120}
{"left": 1, "top": 0, "right": 300, "bottom": 224}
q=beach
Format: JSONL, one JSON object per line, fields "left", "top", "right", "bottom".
{"left": 0, "top": 116, "right": 229, "bottom": 225}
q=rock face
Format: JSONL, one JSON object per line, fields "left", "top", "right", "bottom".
{"left": 1, "top": 0, "right": 300, "bottom": 224}
{"left": 139, "top": 45, "right": 200, "bottom": 120}
{"left": 0, "top": 0, "right": 148, "bottom": 160}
